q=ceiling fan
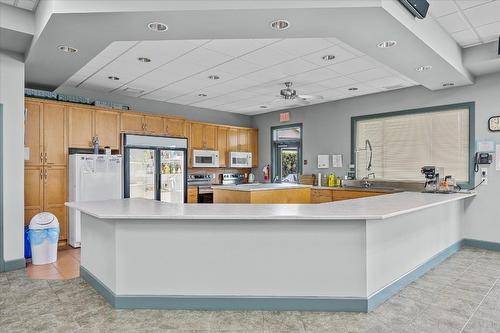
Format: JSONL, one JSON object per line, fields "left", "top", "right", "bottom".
{"left": 272, "top": 82, "right": 323, "bottom": 105}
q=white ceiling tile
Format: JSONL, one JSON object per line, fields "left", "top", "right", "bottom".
{"left": 124, "top": 40, "right": 201, "bottom": 65}
{"left": 301, "top": 44, "right": 357, "bottom": 66}
{"left": 270, "top": 58, "right": 320, "bottom": 76}
{"left": 218, "top": 77, "right": 261, "bottom": 90}
{"left": 271, "top": 38, "right": 334, "bottom": 57}
{"left": 159, "top": 58, "right": 210, "bottom": 76}
{"left": 16, "top": 0, "right": 37, "bottom": 10}
{"left": 347, "top": 67, "right": 392, "bottom": 82}
{"left": 315, "top": 88, "right": 349, "bottom": 100}
{"left": 437, "top": 13, "right": 470, "bottom": 33}
{"left": 240, "top": 45, "right": 296, "bottom": 67}
{"left": 325, "top": 37, "right": 342, "bottom": 45}
{"left": 290, "top": 68, "right": 342, "bottom": 85}
{"left": 141, "top": 88, "right": 185, "bottom": 101}
{"left": 0, "top": 0, "right": 16, "bottom": 5}
{"left": 167, "top": 93, "right": 209, "bottom": 105}
{"left": 365, "top": 76, "right": 412, "bottom": 89}
{"left": 244, "top": 68, "right": 288, "bottom": 83}
{"left": 178, "top": 47, "right": 232, "bottom": 68}
{"left": 211, "top": 59, "right": 262, "bottom": 76}
{"left": 202, "top": 39, "right": 265, "bottom": 57}
{"left": 451, "top": 29, "right": 482, "bottom": 46}
{"left": 190, "top": 98, "right": 226, "bottom": 109}
{"left": 428, "top": 0, "right": 458, "bottom": 17}
{"left": 317, "top": 76, "right": 357, "bottom": 89}
{"left": 340, "top": 83, "right": 381, "bottom": 97}
{"left": 327, "top": 57, "right": 377, "bottom": 75}
{"left": 455, "top": 0, "right": 495, "bottom": 9}
{"left": 463, "top": 1, "right": 500, "bottom": 26}
{"left": 335, "top": 42, "right": 366, "bottom": 57}
{"left": 297, "top": 83, "right": 328, "bottom": 94}
{"left": 254, "top": 39, "right": 281, "bottom": 46}
{"left": 475, "top": 21, "right": 500, "bottom": 42}
{"left": 191, "top": 69, "right": 238, "bottom": 84}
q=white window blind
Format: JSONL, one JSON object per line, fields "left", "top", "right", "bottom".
{"left": 355, "top": 108, "right": 469, "bottom": 182}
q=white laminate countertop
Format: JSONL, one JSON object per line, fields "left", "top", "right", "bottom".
{"left": 66, "top": 191, "right": 475, "bottom": 221}
{"left": 212, "top": 183, "right": 311, "bottom": 191}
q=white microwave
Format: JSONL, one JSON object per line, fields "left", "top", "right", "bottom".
{"left": 192, "top": 150, "right": 219, "bottom": 168}
{"left": 230, "top": 152, "right": 252, "bottom": 168}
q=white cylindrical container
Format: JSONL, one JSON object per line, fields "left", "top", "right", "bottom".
{"left": 317, "top": 173, "right": 322, "bottom": 187}
{"left": 28, "top": 212, "right": 60, "bottom": 265}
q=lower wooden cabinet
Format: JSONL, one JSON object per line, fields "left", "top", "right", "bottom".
{"left": 311, "top": 189, "right": 333, "bottom": 203}
{"left": 188, "top": 186, "right": 198, "bottom": 203}
{"left": 311, "top": 188, "right": 386, "bottom": 203}
{"left": 24, "top": 166, "right": 68, "bottom": 243}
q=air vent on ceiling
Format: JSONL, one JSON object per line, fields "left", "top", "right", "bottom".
{"left": 398, "top": 0, "right": 429, "bottom": 19}
{"left": 383, "top": 84, "right": 406, "bottom": 90}
{"left": 119, "top": 87, "right": 145, "bottom": 96}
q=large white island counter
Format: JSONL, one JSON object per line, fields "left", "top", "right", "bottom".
{"left": 67, "top": 192, "right": 475, "bottom": 312}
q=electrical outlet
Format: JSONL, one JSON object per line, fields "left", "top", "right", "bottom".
{"left": 481, "top": 168, "right": 488, "bottom": 185}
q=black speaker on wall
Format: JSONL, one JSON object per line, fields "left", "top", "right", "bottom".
{"left": 399, "top": 0, "right": 430, "bottom": 19}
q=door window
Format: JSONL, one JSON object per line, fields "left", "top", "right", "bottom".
{"left": 271, "top": 124, "right": 302, "bottom": 183}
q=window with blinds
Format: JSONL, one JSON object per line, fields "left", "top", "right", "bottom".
{"left": 354, "top": 106, "right": 471, "bottom": 184}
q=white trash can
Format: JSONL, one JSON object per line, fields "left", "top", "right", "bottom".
{"left": 28, "top": 212, "right": 60, "bottom": 265}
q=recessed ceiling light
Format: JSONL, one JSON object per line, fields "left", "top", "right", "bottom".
{"left": 57, "top": 45, "right": 78, "bottom": 53}
{"left": 348, "top": 87, "right": 358, "bottom": 91}
{"left": 259, "top": 105, "right": 268, "bottom": 109}
{"left": 270, "top": 19, "right": 290, "bottom": 31}
{"left": 108, "top": 76, "right": 120, "bottom": 81}
{"left": 198, "top": 93, "right": 207, "bottom": 97}
{"left": 147, "top": 22, "right": 168, "bottom": 32}
{"left": 416, "top": 65, "right": 432, "bottom": 72}
{"left": 442, "top": 82, "right": 455, "bottom": 87}
{"left": 138, "top": 57, "right": 151, "bottom": 63}
{"left": 322, "top": 54, "right": 336, "bottom": 61}
{"left": 377, "top": 40, "right": 397, "bottom": 48}
{"left": 208, "top": 75, "right": 220, "bottom": 80}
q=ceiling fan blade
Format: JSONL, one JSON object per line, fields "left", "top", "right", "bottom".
{"left": 297, "top": 94, "right": 324, "bottom": 100}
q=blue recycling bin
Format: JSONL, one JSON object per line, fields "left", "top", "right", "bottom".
{"left": 24, "top": 225, "right": 31, "bottom": 259}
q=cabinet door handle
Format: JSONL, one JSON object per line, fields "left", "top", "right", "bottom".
{"left": 44, "top": 152, "right": 48, "bottom": 163}
{"left": 40, "top": 169, "right": 43, "bottom": 179}
{"left": 40, "top": 152, "right": 43, "bottom": 163}
{"left": 44, "top": 169, "right": 48, "bottom": 181}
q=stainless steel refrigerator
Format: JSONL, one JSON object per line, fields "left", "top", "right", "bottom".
{"left": 122, "top": 134, "right": 187, "bottom": 203}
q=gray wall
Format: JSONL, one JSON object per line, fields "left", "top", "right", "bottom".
{"left": 252, "top": 71, "right": 500, "bottom": 243}
{"left": 56, "top": 86, "right": 252, "bottom": 127}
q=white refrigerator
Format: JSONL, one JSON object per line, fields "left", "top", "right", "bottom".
{"left": 68, "top": 154, "right": 123, "bottom": 248}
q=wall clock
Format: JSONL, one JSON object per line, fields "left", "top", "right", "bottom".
{"left": 489, "top": 116, "right": 500, "bottom": 132}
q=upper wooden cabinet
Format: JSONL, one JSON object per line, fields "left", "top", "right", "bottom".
{"left": 68, "top": 106, "right": 120, "bottom": 149}
{"left": 24, "top": 101, "right": 43, "bottom": 166}
{"left": 121, "top": 113, "right": 145, "bottom": 133}
{"left": 165, "top": 117, "right": 185, "bottom": 137}
{"left": 238, "top": 129, "right": 250, "bottom": 152}
{"left": 217, "top": 127, "right": 228, "bottom": 167}
{"left": 227, "top": 128, "right": 252, "bottom": 153}
{"left": 25, "top": 100, "right": 66, "bottom": 167}
{"left": 227, "top": 128, "right": 238, "bottom": 152}
{"left": 94, "top": 109, "right": 120, "bottom": 149}
{"left": 249, "top": 129, "right": 259, "bottom": 168}
{"left": 144, "top": 115, "right": 164, "bottom": 134}
{"left": 68, "top": 106, "right": 93, "bottom": 148}
{"left": 190, "top": 123, "right": 217, "bottom": 150}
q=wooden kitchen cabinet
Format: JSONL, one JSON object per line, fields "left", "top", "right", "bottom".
{"left": 190, "top": 123, "right": 217, "bottom": 150}
{"left": 68, "top": 106, "right": 94, "bottom": 148}
{"left": 165, "top": 117, "right": 185, "bottom": 137}
{"left": 311, "top": 189, "right": 333, "bottom": 203}
{"left": 121, "top": 112, "right": 145, "bottom": 133}
{"left": 331, "top": 190, "right": 385, "bottom": 201}
{"left": 249, "top": 129, "right": 258, "bottom": 167}
{"left": 217, "top": 127, "right": 228, "bottom": 167}
{"left": 94, "top": 109, "right": 120, "bottom": 149}
{"left": 24, "top": 166, "right": 44, "bottom": 225}
{"left": 227, "top": 128, "right": 238, "bottom": 152}
{"left": 144, "top": 115, "right": 164, "bottom": 135}
{"left": 43, "top": 103, "right": 66, "bottom": 165}
{"left": 188, "top": 186, "right": 198, "bottom": 203}
{"left": 25, "top": 101, "right": 43, "bottom": 166}
{"left": 237, "top": 129, "right": 249, "bottom": 152}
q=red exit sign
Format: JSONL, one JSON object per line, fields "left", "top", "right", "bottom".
{"left": 280, "top": 112, "right": 290, "bottom": 122}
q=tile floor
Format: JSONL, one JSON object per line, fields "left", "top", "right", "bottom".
{"left": 1, "top": 247, "right": 499, "bottom": 332}
{"left": 26, "top": 247, "right": 80, "bottom": 280}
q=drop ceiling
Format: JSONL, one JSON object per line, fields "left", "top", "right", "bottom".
{"left": 63, "top": 38, "right": 417, "bottom": 115}
{"left": 0, "top": 0, "right": 38, "bottom": 11}
{"left": 429, "top": 0, "right": 500, "bottom": 47}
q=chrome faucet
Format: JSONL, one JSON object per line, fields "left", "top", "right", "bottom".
{"left": 361, "top": 173, "right": 376, "bottom": 188}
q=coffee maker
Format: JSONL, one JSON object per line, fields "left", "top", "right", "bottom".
{"left": 421, "top": 166, "right": 444, "bottom": 192}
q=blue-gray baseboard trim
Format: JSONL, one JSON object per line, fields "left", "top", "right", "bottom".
{"left": 463, "top": 238, "right": 500, "bottom": 252}
{"left": 0, "top": 258, "right": 26, "bottom": 272}
{"left": 367, "top": 240, "right": 462, "bottom": 311}
{"left": 80, "top": 266, "right": 367, "bottom": 312}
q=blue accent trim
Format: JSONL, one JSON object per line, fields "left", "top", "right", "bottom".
{"left": 81, "top": 266, "right": 367, "bottom": 312}
{"left": 463, "top": 238, "right": 500, "bottom": 252}
{"left": 1, "top": 258, "right": 26, "bottom": 272}
{"left": 367, "top": 240, "right": 462, "bottom": 311}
